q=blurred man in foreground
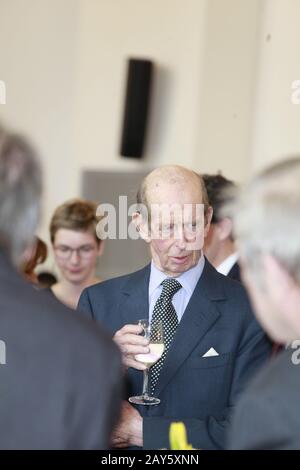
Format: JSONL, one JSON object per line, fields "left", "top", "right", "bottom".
{"left": 228, "top": 157, "right": 300, "bottom": 449}
{"left": 0, "top": 126, "right": 122, "bottom": 449}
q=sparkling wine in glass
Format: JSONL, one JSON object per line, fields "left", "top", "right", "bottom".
{"left": 129, "top": 319, "right": 164, "bottom": 406}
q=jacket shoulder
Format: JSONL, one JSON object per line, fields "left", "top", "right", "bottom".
{"left": 85, "top": 265, "right": 150, "bottom": 298}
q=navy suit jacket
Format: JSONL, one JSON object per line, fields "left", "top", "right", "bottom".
{"left": 227, "top": 262, "right": 241, "bottom": 283}
{"left": 78, "top": 260, "right": 271, "bottom": 450}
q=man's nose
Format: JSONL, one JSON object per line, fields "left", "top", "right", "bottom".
{"left": 175, "top": 226, "right": 197, "bottom": 249}
{"left": 174, "top": 230, "right": 187, "bottom": 250}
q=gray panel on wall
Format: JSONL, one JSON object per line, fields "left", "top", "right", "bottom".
{"left": 81, "top": 170, "right": 151, "bottom": 280}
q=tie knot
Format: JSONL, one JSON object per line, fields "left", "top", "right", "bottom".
{"left": 161, "top": 278, "right": 182, "bottom": 299}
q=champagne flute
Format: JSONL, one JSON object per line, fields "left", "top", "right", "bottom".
{"left": 129, "top": 319, "right": 164, "bottom": 406}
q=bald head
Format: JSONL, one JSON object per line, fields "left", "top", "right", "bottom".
{"left": 135, "top": 165, "right": 212, "bottom": 277}
{"left": 137, "top": 165, "right": 209, "bottom": 213}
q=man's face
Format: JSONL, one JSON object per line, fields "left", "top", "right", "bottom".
{"left": 241, "top": 256, "right": 298, "bottom": 344}
{"left": 141, "top": 183, "right": 211, "bottom": 277}
{"left": 242, "top": 266, "right": 278, "bottom": 339}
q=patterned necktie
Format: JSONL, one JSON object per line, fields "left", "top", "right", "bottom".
{"left": 150, "top": 278, "right": 182, "bottom": 395}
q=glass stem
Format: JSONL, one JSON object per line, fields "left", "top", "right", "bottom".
{"left": 142, "top": 368, "right": 150, "bottom": 397}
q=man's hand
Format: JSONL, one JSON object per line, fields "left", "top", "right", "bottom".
{"left": 113, "top": 324, "right": 149, "bottom": 370}
{"left": 111, "top": 401, "right": 143, "bottom": 448}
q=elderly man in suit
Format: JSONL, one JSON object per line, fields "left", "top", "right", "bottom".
{"left": 228, "top": 157, "right": 300, "bottom": 449}
{"left": 78, "top": 165, "right": 271, "bottom": 450}
{"left": 0, "top": 126, "right": 122, "bottom": 449}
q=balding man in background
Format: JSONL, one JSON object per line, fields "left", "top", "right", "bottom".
{"left": 79, "top": 165, "right": 271, "bottom": 450}
{"left": 228, "top": 158, "right": 300, "bottom": 449}
{"left": 0, "top": 126, "right": 122, "bottom": 449}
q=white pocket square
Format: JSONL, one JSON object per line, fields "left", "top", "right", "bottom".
{"left": 202, "top": 347, "right": 219, "bottom": 357}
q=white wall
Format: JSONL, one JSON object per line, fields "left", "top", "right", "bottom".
{"left": 0, "top": 0, "right": 212, "bottom": 245}
{"left": 73, "top": 0, "right": 261, "bottom": 182}
{"left": 0, "top": 0, "right": 80, "bottom": 237}
{"left": 194, "top": 0, "right": 261, "bottom": 181}
{"left": 1, "top": 0, "right": 299, "bottom": 250}
{"left": 251, "top": 0, "right": 300, "bottom": 171}
{"left": 72, "top": 0, "right": 208, "bottom": 175}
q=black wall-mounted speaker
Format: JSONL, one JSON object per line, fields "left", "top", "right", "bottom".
{"left": 120, "top": 58, "right": 153, "bottom": 158}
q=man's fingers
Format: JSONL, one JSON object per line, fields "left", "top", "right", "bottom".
{"left": 113, "top": 323, "right": 150, "bottom": 370}
{"left": 114, "top": 324, "right": 144, "bottom": 336}
{"left": 111, "top": 435, "right": 127, "bottom": 447}
{"left": 115, "top": 332, "right": 149, "bottom": 347}
{"left": 125, "top": 357, "right": 147, "bottom": 370}
{"left": 121, "top": 344, "right": 150, "bottom": 355}
{"left": 112, "top": 439, "right": 128, "bottom": 448}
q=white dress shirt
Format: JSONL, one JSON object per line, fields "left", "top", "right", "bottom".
{"left": 216, "top": 252, "right": 238, "bottom": 276}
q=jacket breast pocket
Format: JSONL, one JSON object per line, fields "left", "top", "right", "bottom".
{"left": 187, "top": 352, "right": 232, "bottom": 369}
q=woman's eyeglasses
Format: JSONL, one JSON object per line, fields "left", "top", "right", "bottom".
{"left": 54, "top": 244, "right": 96, "bottom": 259}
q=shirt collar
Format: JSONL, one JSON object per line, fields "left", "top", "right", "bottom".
{"left": 149, "top": 254, "right": 205, "bottom": 297}
{"left": 217, "top": 252, "right": 238, "bottom": 276}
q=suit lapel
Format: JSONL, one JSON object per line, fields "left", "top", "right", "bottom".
{"left": 119, "top": 265, "right": 151, "bottom": 325}
{"left": 155, "top": 261, "right": 226, "bottom": 396}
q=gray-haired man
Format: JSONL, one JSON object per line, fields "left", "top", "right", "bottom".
{"left": 0, "top": 126, "right": 122, "bottom": 449}
{"left": 228, "top": 157, "right": 300, "bottom": 449}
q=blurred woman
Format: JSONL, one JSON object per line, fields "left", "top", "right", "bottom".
{"left": 49, "top": 199, "right": 103, "bottom": 309}
{"left": 22, "top": 236, "right": 48, "bottom": 284}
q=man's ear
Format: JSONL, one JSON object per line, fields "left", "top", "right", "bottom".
{"left": 204, "top": 206, "right": 213, "bottom": 238}
{"left": 132, "top": 212, "right": 151, "bottom": 243}
{"left": 263, "top": 255, "right": 300, "bottom": 334}
{"left": 263, "top": 254, "right": 294, "bottom": 293}
{"left": 217, "top": 217, "right": 233, "bottom": 241}
{"left": 262, "top": 253, "right": 300, "bottom": 319}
